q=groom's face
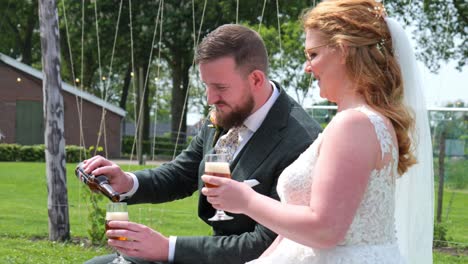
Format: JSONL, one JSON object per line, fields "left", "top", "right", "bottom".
{"left": 200, "top": 56, "right": 255, "bottom": 129}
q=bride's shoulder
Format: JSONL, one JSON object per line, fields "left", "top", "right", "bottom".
{"left": 329, "top": 108, "right": 374, "bottom": 129}
{"left": 322, "top": 108, "right": 378, "bottom": 143}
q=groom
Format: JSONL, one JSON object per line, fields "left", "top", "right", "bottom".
{"left": 84, "top": 24, "right": 321, "bottom": 264}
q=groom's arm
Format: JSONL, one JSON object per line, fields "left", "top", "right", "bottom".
{"left": 126, "top": 125, "right": 209, "bottom": 204}
{"left": 174, "top": 209, "right": 277, "bottom": 264}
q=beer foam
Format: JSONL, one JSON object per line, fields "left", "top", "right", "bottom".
{"left": 106, "top": 212, "right": 129, "bottom": 221}
{"left": 205, "top": 162, "right": 230, "bottom": 174}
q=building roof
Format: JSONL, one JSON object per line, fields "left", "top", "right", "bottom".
{"left": 0, "top": 53, "right": 126, "bottom": 117}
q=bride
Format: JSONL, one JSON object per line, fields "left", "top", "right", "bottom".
{"left": 202, "top": 0, "right": 434, "bottom": 263}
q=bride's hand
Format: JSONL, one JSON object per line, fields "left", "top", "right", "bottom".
{"left": 201, "top": 175, "right": 255, "bottom": 214}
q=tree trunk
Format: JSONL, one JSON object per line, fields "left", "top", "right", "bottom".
{"left": 170, "top": 56, "right": 190, "bottom": 144}
{"left": 39, "top": 0, "right": 70, "bottom": 241}
{"left": 22, "top": 0, "right": 38, "bottom": 65}
{"left": 119, "top": 62, "right": 133, "bottom": 110}
{"left": 436, "top": 127, "right": 446, "bottom": 223}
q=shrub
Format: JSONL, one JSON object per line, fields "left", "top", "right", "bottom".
{"left": 86, "top": 192, "right": 107, "bottom": 246}
{"left": 19, "top": 145, "right": 46, "bottom": 161}
{"left": 121, "top": 136, "right": 188, "bottom": 157}
{"left": 433, "top": 222, "right": 451, "bottom": 247}
{"left": 0, "top": 144, "right": 21, "bottom": 161}
{"left": 65, "top": 145, "right": 90, "bottom": 163}
{"left": 0, "top": 144, "right": 90, "bottom": 162}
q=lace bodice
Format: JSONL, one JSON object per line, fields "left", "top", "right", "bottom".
{"left": 278, "top": 106, "right": 398, "bottom": 245}
{"left": 248, "top": 106, "right": 404, "bottom": 264}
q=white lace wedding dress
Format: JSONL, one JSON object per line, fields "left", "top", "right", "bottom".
{"left": 247, "top": 106, "right": 406, "bottom": 264}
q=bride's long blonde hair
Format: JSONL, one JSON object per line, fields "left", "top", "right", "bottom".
{"left": 302, "top": 0, "right": 416, "bottom": 175}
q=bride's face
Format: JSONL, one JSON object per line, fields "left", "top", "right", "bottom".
{"left": 304, "top": 29, "right": 348, "bottom": 103}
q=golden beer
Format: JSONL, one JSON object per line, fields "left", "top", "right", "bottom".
{"left": 105, "top": 211, "right": 129, "bottom": 241}
{"left": 204, "top": 161, "right": 231, "bottom": 188}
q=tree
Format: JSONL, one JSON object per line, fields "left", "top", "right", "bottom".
{"left": 1, "top": 0, "right": 466, "bottom": 145}
{"left": 0, "top": 0, "right": 40, "bottom": 65}
{"left": 259, "top": 20, "right": 312, "bottom": 104}
{"left": 39, "top": 0, "right": 70, "bottom": 242}
{"left": 386, "top": 0, "right": 467, "bottom": 72}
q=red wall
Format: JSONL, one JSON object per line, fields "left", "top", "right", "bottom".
{"left": 0, "top": 62, "right": 123, "bottom": 158}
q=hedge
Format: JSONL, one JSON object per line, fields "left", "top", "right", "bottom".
{"left": 0, "top": 144, "right": 89, "bottom": 163}
{"left": 121, "top": 136, "right": 189, "bottom": 157}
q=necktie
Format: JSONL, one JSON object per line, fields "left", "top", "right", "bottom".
{"left": 214, "top": 125, "right": 246, "bottom": 162}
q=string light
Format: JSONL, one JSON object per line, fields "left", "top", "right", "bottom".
{"left": 75, "top": 78, "right": 80, "bottom": 83}
{"left": 102, "top": 76, "right": 106, "bottom": 81}
{"left": 130, "top": 72, "right": 134, "bottom": 77}
{"left": 16, "top": 77, "right": 21, "bottom": 83}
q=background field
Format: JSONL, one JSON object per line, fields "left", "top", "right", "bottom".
{"left": 0, "top": 161, "right": 466, "bottom": 263}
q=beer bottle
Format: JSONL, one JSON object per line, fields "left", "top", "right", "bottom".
{"left": 75, "top": 162, "right": 120, "bottom": 202}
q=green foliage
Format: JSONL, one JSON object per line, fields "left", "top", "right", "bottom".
{"left": 0, "top": 162, "right": 210, "bottom": 262}
{"left": 386, "top": 1, "right": 467, "bottom": 72}
{"left": 0, "top": 235, "right": 110, "bottom": 264}
{"left": 433, "top": 251, "right": 468, "bottom": 264}
{"left": 86, "top": 192, "right": 107, "bottom": 246}
{"left": 88, "top": 145, "right": 105, "bottom": 157}
{"left": 257, "top": 20, "right": 313, "bottom": 104}
{"left": 0, "top": 143, "right": 21, "bottom": 161}
{"left": 434, "top": 222, "right": 450, "bottom": 247}
{"left": 66, "top": 145, "right": 90, "bottom": 163}
{"left": 434, "top": 158, "right": 468, "bottom": 190}
{"left": 0, "top": 162, "right": 466, "bottom": 262}
{"left": 18, "top": 145, "right": 46, "bottom": 161}
{"left": 121, "top": 135, "right": 188, "bottom": 157}
{"left": 0, "top": 144, "right": 90, "bottom": 163}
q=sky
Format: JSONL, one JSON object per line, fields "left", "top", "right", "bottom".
{"left": 419, "top": 61, "right": 467, "bottom": 107}
{"left": 306, "top": 61, "right": 468, "bottom": 109}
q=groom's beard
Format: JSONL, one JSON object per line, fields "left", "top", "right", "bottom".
{"left": 215, "top": 94, "right": 254, "bottom": 130}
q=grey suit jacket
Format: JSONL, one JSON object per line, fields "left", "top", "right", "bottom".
{"left": 128, "top": 82, "right": 322, "bottom": 264}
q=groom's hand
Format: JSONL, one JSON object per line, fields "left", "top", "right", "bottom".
{"left": 107, "top": 220, "right": 169, "bottom": 262}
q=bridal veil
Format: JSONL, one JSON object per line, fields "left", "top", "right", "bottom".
{"left": 385, "top": 17, "right": 435, "bottom": 264}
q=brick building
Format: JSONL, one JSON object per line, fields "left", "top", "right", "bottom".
{"left": 0, "top": 53, "right": 126, "bottom": 158}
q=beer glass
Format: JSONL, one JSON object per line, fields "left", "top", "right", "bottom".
{"left": 106, "top": 202, "right": 131, "bottom": 264}
{"left": 204, "top": 153, "right": 234, "bottom": 221}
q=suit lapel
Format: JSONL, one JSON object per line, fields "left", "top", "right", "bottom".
{"left": 231, "top": 84, "right": 291, "bottom": 182}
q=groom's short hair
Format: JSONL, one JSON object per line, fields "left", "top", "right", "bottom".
{"left": 195, "top": 24, "right": 269, "bottom": 76}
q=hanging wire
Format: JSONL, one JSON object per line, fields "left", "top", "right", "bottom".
{"left": 152, "top": 0, "right": 165, "bottom": 161}
{"left": 103, "top": 0, "right": 124, "bottom": 101}
{"left": 93, "top": 0, "right": 104, "bottom": 99}
{"left": 192, "top": 0, "right": 196, "bottom": 48}
{"left": 129, "top": 0, "right": 164, "bottom": 163}
{"left": 258, "top": 0, "right": 268, "bottom": 32}
{"left": 91, "top": 0, "right": 107, "bottom": 156}
{"left": 275, "top": 0, "right": 283, "bottom": 69}
{"left": 78, "top": 0, "right": 86, "bottom": 158}
{"left": 97, "top": 0, "right": 124, "bottom": 158}
{"left": 172, "top": 0, "right": 208, "bottom": 160}
{"left": 236, "top": 0, "right": 239, "bottom": 24}
{"left": 89, "top": 0, "right": 124, "bottom": 158}
{"left": 128, "top": 0, "right": 139, "bottom": 162}
{"left": 60, "top": 0, "right": 87, "bottom": 161}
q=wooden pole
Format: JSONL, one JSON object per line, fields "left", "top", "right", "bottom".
{"left": 436, "top": 126, "right": 447, "bottom": 223}
{"left": 39, "top": 0, "right": 70, "bottom": 241}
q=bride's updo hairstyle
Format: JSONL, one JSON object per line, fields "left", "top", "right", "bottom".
{"left": 302, "top": 0, "right": 416, "bottom": 175}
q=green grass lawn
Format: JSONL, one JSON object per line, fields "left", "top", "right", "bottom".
{"left": 0, "top": 161, "right": 466, "bottom": 263}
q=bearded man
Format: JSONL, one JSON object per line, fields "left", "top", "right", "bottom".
{"left": 83, "top": 24, "right": 321, "bottom": 264}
